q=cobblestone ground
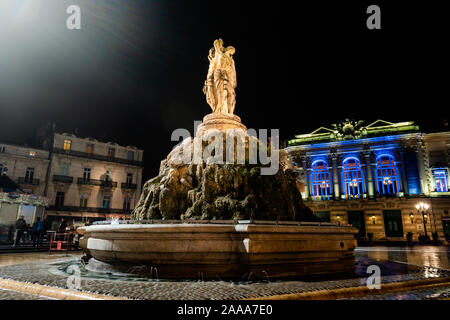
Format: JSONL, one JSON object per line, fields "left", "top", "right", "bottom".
{"left": 0, "top": 288, "right": 51, "bottom": 300}
{"left": 343, "top": 285, "right": 450, "bottom": 300}
{"left": 0, "top": 252, "right": 449, "bottom": 300}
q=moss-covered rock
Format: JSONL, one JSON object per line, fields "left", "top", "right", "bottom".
{"left": 132, "top": 135, "right": 316, "bottom": 222}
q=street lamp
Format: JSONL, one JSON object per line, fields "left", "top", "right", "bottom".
{"left": 415, "top": 202, "right": 430, "bottom": 239}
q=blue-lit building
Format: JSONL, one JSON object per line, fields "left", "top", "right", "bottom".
{"left": 286, "top": 120, "right": 450, "bottom": 243}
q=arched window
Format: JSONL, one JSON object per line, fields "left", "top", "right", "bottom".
{"left": 375, "top": 154, "right": 399, "bottom": 195}
{"left": 342, "top": 157, "right": 364, "bottom": 199}
{"left": 310, "top": 160, "right": 332, "bottom": 200}
{"left": 433, "top": 169, "right": 448, "bottom": 192}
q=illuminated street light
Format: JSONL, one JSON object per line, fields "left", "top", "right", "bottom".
{"left": 416, "top": 201, "right": 430, "bottom": 239}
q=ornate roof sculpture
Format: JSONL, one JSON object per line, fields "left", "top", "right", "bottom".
{"left": 288, "top": 119, "right": 420, "bottom": 146}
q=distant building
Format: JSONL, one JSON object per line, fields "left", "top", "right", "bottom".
{"left": 0, "top": 126, "right": 144, "bottom": 229}
{"left": 0, "top": 143, "right": 49, "bottom": 195}
{"left": 286, "top": 120, "right": 450, "bottom": 243}
{"left": 0, "top": 176, "right": 49, "bottom": 243}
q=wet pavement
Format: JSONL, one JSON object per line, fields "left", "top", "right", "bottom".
{"left": 349, "top": 246, "right": 450, "bottom": 300}
{"left": 0, "top": 251, "right": 82, "bottom": 267}
{"left": 343, "top": 285, "right": 450, "bottom": 300}
{"left": 355, "top": 246, "right": 450, "bottom": 271}
{"left": 0, "top": 247, "right": 449, "bottom": 300}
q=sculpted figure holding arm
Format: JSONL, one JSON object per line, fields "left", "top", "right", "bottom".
{"left": 203, "top": 39, "right": 237, "bottom": 115}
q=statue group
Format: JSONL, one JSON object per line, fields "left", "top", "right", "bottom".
{"left": 203, "top": 39, "right": 237, "bottom": 115}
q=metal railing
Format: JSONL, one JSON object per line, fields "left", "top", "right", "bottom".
{"left": 52, "top": 175, "right": 74, "bottom": 183}
{"left": 77, "top": 178, "right": 117, "bottom": 188}
{"left": 47, "top": 205, "right": 132, "bottom": 214}
{"left": 53, "top": 148, "right": 143, "bottom": 167}
{"left": 121, "top": 182, "right": 137, "bottom": 189}
{"left": 18, "top": 177, "right": 40, "bottom": 185}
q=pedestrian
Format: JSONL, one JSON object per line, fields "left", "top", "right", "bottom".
{"left": 26, "top": 224, "right": 32, "bottom": 243}
{"left": 58, "top": 218, "right": 67, "bottom": 233}
{"left": 57, "top": 218, "right": 67, "bottom": 241}
{"left": 13, "top": 215, "right": 27, "bottom": 247}
{"left": 32, "top": 217, "right": 44, "bottom": 247}
{"left": 40, "top": 217, "right": 50, "bottom": 247}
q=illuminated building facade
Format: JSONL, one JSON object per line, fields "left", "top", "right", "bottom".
{"left": 44, "top": 132, "right": 144, "bottom": 226}
{"left": 0, "top": 127, "right": 144, "bottom": 229}
{"left": 286, "top": 120, "right": 450, "bottom": 243}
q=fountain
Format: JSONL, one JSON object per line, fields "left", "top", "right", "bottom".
{"left": 79, "top": 39, "right": 358, "bottom": 279}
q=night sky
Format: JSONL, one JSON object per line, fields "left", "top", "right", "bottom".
{"left": 0, "top": 1, "right": 447, "bottom": 181}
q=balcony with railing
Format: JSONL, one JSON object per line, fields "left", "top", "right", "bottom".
{"left": 77, "top": 178, "right": 117, "bottom": 188}
{"left": 47, "top": 205, "right": 131, "bottom": 214}
{"left": 52, "top": 175, "right": 74, "bottom": 183}
{"left": 121, "top": 182, "right": 137, "bottom": 190}
{"left": 53, "top": 147, "right": 143, "bottom": 167}
{"left": 18, "top": 177, "right": 40, "bottom": 185}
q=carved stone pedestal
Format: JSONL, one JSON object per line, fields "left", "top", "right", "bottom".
{"left": 196, "top": 113, "right": 247, "bottom": 136}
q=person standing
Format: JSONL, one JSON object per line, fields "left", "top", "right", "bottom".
{"left": 32, "top": 217, "right": 44, "bottom": 247}
{"left": 39, "top": 217, "right": 50, "bottom": 247}
{"left": 57, "top": 218, "right": 67, "bottom": 241}
{"left": 58, "top": 218, "right": 67, "bottom": 233}
{"left": 13, "top": 216, "right": 27, "bottom": 247}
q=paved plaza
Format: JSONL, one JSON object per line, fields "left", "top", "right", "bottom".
{"left": 0, "top": 246, "right": 449, "bottom": 300}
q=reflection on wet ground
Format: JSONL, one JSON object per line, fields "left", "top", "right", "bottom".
{"left": 0, "top": 247, "right": 450, "bottom": 300}
{"left": 356, "top": 246, "right": 450, "bottom": 271}
{"left": 343, "top": 284, "right": 450, "bottom": 300}
{"left": 0, "top": 252, "right": 82, "bottom": 267}
{"left": 349, "top": 246, "right": 450, "bottom": 300}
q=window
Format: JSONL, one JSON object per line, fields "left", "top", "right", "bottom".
{"left": 59, "top": 163, "right": 68, "bottom": 176}
{"left": 102, "top": 195, "right": 111, "bottom": 209}
{"left": 383, "top": 210, "right": 404, "bottom": 237}
{"left": 0, "top": 163, "right": 3, "bottom": 175}
{"left": 108, "top": 147, "right": 115, "bottom": 159}
{"left": 375, "top": 154, "right": 400, "bottom": 195}
{"left": 80, "top": 198, "right": 88, "bottom": 208}
{"left": 55, "top": 192, "right": 65, "bottom": 208}
{"left": 310, "top": 160, "right": 332, "bottom": 200}
{"left": 80, "top": 193, "right": 88, "bottom": 208}
{"left": 0, "top": 146, "right": 5, "bottom": 153}
{"left": 433, "top": 169, "right": 449, "bottom": 192}
{"left": 127, "top": 151, "right": 134, "bottom": 161}
{"left": 25, "top": 167, "right": 34, "bottom": 183}
{"left": 86, "top": 143, "right": 94, "bottom": 156}
{"left": 342, "top": 157, "right": 365, "bottom": 199}
{"left": 83, "top": 168, "right": 91, "bottom": 181}
{"left": 126, "top": 173, "right": 133, "bottom": 185}
{"left": 63, "top": 139, "right": 71, "bottom": 152}
{"left": 347, "top": 211, "right": 366, "bottom": 237}
{"left": 123, "top": 197, "right": 131, "bottom": 211}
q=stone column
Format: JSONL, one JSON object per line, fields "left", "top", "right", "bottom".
{"left": 399, "top": 148, "right": 408, "bottom": 195}
{"left": 331, "top": 154, "right": 340, "bottom": 200}
{"left": 302, "top": 157, "right": 310, "bottom": 200}
{"left": 415, "top": 138, "right": 429, "bottom": 195}
{"left": 364, "top": 150, "right": 374, "bottom": 198}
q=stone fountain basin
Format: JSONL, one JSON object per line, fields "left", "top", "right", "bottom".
{"left": 78, "top": 221, "right": 358, "bottom": 279}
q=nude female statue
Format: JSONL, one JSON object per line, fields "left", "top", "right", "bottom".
{"left": 203, "top": 39, "right": 237, "bottom": 115}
